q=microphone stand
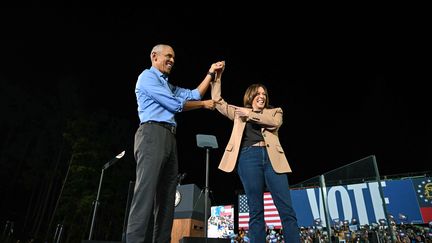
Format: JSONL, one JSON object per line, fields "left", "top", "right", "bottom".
{"left": 204, "top": 146, "right": 211, "bottom": 238}
{"left": 88, "top": 151, "right": 125, "bottom": 240}
{"left": 196, "top": 134, "right": 218, "bottom": 239}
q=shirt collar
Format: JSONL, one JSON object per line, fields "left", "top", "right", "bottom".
{"left": 150, "top": 66, "right": 169, "bottom": 81}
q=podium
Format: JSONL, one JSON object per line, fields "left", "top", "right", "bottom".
{"left": 171, "top": 184, "right": 210, "bottom": 243}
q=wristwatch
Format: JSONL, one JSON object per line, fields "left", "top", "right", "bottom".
{"left": 207, "top": 71, "right": 215, "bottom": 80}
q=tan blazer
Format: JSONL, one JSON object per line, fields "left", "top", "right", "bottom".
{"left": 211, "top": 79, "right": 292, "bottom": 173}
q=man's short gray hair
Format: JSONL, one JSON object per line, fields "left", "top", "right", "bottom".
{"left": 150, "top": 44, "right": 170, "bottom": 59}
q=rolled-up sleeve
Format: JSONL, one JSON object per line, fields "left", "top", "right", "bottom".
{"left": 138, "top": 72, "right": 185, "bottom": 113}
{"left": 172, "top": 86, "right": 202, "bottom": 101}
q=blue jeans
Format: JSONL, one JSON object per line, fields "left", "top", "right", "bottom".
{"left": 237, "top": 146, "right": 300, "bottom": 243}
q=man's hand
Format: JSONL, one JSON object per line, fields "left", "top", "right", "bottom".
{"left": 209, "top": 61, "right": 225, "bottom": 74}
{"left": 203, "top": 100, "right": 216, "bottom": 110}
{"left": 183, "top": 100, "right": 215, "bottom": 111}
{"left": 197, "top": 61, "right": 226, "bottom": 97}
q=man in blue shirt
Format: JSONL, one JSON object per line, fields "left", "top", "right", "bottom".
{"left": 126, "top": 44, "right": 225, "bottom": 243}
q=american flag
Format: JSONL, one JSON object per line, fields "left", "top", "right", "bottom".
{"left": 238, "top": 192, "right": 282, "bottom": 230}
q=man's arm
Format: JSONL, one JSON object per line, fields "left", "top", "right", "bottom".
{"left": 183, "top": 100, "right": 215, "bottom": 111}
{"left": 181, "top": 61, "right": 224, "bottom": 111}
{"left": 196, "top": 61, "right": 225, "bottom": 97}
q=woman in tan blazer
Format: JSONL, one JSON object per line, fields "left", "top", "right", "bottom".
{"left": 211, "top": 68, "right": 300, "bottom": 243}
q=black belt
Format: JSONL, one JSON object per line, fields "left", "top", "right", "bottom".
{"left": 141, "top": 121, "right": 176, "bottom": 135}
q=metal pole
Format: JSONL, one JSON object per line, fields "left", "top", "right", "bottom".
{"left": 122, "top": 181, "right": 135, "bottom": 243}
{"left": 88, "top": 168, "right": 105, "bottom": 240}
{"left": 56, "top": 224, "right": 64, "bottom": 243}
{"left": 204, "top": 148, "right": 210, "bottom": 238}
{"left": 372, "top": 155, "right": 396, "bottom": 243}
{"left": 45, "top": 154, "right": 74, "bottom": 242}
{"left": 320, "top": 175, "right": 333, "bottom": 243}
{"left": 53, "top": 224, "right": 60, "bottom": 242}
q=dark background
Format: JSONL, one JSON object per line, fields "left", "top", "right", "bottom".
{"left": 0, "top": 6, "right": 430, "bottom": 241}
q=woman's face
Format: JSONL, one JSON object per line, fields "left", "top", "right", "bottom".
{"left": 251, "top": 86, "right": 267, "bottom": 111}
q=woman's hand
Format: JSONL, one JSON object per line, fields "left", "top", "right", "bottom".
{"left": 228, "top": 105, "right": 250, "bottom": 118}
{"left": 209, "top": 61, "right": 225, "bottom": 73}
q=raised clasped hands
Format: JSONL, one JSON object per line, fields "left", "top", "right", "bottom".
{"left": 209, "top": 61, "right": 225, "bottom": 76}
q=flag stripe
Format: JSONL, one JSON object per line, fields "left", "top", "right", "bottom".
{"left": 238, "top": 192, "right": 282, "bottom": 230}
{"left": 420, "top": 207, "right": 432, "bottom": 222}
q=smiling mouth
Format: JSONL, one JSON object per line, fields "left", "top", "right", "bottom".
{"left": 257, "top": 99, "right": 265, "bottom": 105}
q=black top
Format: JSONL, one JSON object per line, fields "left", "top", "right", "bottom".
{"left": 241, "top": 111, "right": 264, "bottom": 147}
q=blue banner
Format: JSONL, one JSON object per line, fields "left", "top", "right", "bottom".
{"left": 291, "top": 178, "right": 424, "bottom": 227}
{"left": 238, "top": 177, "right": 431, "bottom": 228}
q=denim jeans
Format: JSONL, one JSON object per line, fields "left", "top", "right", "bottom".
{"left": 237, "top": 146, "right": 300, "bottom": 243}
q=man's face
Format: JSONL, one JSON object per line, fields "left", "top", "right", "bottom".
{"left": 153, "top": 46, "right": 175, "bottom": 75}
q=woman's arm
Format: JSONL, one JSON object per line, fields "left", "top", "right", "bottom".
{"left": 247, "top": 108, "right": 283, "bottom": 131}
{"left": 211, "top": 67, "right": 236, "bottom": 120}
{"left": 231, "top": 106, "right": 283, "bottom": 130}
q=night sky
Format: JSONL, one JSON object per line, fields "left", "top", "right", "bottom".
{"left": 1, "top": 7, "right": 430, "bottom": 207}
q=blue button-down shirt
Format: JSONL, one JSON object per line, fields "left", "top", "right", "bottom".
{"left": 135, "top": 66, "right": 201, "bottom": 126}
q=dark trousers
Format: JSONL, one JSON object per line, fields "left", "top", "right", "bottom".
{"left": 126, "top": 123, "right": 178, "bottom": 243}
{"left": 237, "top": 146, "right": 300, "bottom": 243}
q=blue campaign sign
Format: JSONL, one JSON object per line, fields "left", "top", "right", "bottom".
{"left": 290, "top": 178, "right": 424, "bottom": 227}
{"left": 383, "top": 179, "right": 423, "bottom": 224}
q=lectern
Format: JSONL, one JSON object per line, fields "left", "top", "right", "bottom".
{"left": 171, "top": 184, "right": 209, "bottom": 243}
